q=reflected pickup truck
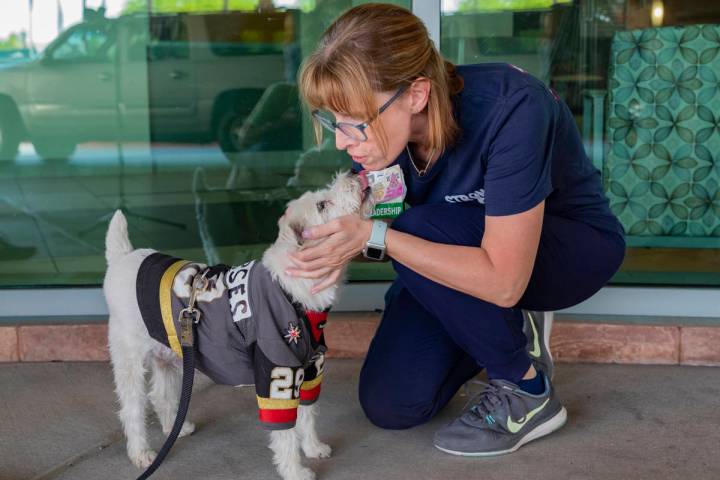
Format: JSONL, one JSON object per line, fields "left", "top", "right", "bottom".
{"left": 0, "top": 11, "right": 292, "bottom": 161}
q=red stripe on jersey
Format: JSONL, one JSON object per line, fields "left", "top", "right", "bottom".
{"left": 300, "top": 383, "right": 321, "bottom": 402}
{"left": 259, "top": 407, "right": 297, "bottom": 425}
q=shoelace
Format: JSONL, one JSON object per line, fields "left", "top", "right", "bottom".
{"left": 462, "top": 379, "right": 526, "bottom": 430}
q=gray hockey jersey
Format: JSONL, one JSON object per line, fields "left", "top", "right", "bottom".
{"left": 135, "top": 252, "right": 327, "bottom": 430}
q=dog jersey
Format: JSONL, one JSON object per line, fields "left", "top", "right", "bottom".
{"left": 135, "top": 252, "right": 327, "bottom": 430}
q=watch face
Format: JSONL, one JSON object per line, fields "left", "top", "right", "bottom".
{"left": 365, "top": 246, "right": 385, "bottom": 260}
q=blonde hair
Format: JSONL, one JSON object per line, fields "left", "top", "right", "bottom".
{"left": 299, "top": 3, "right": 463, "bottom": 159}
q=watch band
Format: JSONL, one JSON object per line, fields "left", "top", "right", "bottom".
{"left": 367, "top": 220, "right": 388, "bottom": 247}
{"left": 363, "top": 220, "right": 388, "bottom": 260}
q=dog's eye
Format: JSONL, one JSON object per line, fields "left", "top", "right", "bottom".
{"left": 316, "top": 200, "right": 328, "bottom": 212}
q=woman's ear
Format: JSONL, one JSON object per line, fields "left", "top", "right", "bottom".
{"left": 408, "top": 77, "right": 431, "bottom": 113}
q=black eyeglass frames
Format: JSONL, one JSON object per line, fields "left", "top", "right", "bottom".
{"left": 311, "top": 84, "right": 409, "bottom": 142}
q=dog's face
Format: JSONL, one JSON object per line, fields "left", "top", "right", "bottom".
{"left": 279, "top": 171, "right": 372, "bottom": 248}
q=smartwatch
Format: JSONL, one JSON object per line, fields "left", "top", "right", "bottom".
{"left": 362, "top": 220, "right": 388, "bottom": 261}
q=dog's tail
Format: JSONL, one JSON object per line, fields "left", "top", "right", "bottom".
{"left": 105, "top": 210, "right": 133, "bottom": 264}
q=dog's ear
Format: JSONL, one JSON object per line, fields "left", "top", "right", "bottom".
{"left": 290, "top": 222, "right": 305, "bottom": 246}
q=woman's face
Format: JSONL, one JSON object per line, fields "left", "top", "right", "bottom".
{"left": 332, "top": 89, "right": 414, "bottom": 171}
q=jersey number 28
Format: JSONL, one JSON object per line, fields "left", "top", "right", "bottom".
{"left": 270, "top": 367, "right": 305, "bottom": 399}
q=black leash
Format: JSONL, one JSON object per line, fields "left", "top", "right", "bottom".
{"left": 136, "top": 270, "right": 210, "bottom": 480}
{"left": 136, "top": 341, "right": 195, "bottom": 480}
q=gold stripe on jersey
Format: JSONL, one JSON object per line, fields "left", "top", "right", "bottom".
{"left": 159, "top": 260, "right": 191, "bottom": 357}
{"left": 257, "top": 396, "right": 300, "bottom": 410}
{"left": 301, "top": 374, "right": 323, "bottom": 390}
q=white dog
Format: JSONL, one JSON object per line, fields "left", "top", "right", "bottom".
{"left": 104, "top": 171, "right": 372, "bottom": 480}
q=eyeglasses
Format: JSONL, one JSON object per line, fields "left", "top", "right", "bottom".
{"left": 311, "top": 84, "right": 409, "bottom": 142}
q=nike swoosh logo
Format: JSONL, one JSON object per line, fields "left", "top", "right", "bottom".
{"left": 528, "top": 312, "right": 541, "bottom": 358}
{"left": 506, "top": 398, "right": 549, "bottom": 433}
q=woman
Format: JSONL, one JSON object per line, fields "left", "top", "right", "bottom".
{"left": 285, "top": 3, "right": 625, "bottom": 456}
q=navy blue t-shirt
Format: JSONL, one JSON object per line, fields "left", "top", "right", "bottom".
{"left": 354, "top": 63, "right": 623, "bottom": 236}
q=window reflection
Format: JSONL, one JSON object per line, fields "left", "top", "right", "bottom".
{"left": 0, "top": 1, "right": 406, "bottom": 287}
{"left": 441, "top": 0, "right": 720, "bottom": 286}
{"left": 3, "top": 1, "right": 717, "bottom": 288}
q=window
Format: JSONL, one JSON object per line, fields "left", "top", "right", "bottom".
{"left": 0, "top": 1, "right": 408, "bottom": 288}
{"left": 441, "top": 0, "right": 720, "bottom": 286}
{"left": 49, "top": 23, "right": 115, "bottom": 62}
{"left": 148, "top": 16, "right": 190, "bottom": 60}
{"left": 3, "top": 0, "right": 717, "bottom": 292}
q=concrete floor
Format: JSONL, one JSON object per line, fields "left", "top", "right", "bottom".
{"left": 2, "top": 360, "right": 720, "bottom": 480}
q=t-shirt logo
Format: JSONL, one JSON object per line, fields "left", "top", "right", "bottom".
{"left": 444, "top": 189, "right": 485, "bottom": 205}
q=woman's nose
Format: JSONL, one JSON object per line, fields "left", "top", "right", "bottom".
{"left": 335, "top": 130, "right": 358, "bottom": 150}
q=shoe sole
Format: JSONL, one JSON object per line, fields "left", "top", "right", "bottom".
{"left": 434, "top": 407, "right": 567, "bottom": 457}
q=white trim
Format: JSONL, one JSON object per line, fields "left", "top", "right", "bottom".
{"left": 413, "top": 0, "right": 441, "bottom": 48}
{"left": 335, "top": 283, "right": 388, "bottom": 311}
{"left": 0, "top": 288, "right": 109, "bottom": 318}
{"left": 334, "top": 284, "right": 720, "bottom": 318}
{"left": 335, "top": 284, "right": 720, "bottom": 318}
{"left": 0, "top": 285, "right": 718, "bottom": 320}
{"left": 558, "top": 286, "right": 720, "bottom": 318}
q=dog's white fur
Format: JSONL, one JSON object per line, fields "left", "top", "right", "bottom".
{"left": 104, "top": 171, "right": 372, "bottom": 480}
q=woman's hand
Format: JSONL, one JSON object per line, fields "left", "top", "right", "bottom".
{"left": 287, "top": 215, "right": 373, "bottom": 294}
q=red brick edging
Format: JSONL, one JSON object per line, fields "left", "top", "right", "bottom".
{"left": 1, "top": 315, "right": 719, "bottom": 366}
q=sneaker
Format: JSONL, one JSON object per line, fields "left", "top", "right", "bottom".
{"left": 434, "top": 375, "right": 567, "bottom": 456}
{"left": 523, "top": 310, "right": 554, "bottom": 380}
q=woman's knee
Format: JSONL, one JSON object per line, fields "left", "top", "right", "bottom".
{"left": 358, "top": 369, "right": 435, "bottom": 430}
{"left": 358, "top": 390, "right": 434, "bottom": 430}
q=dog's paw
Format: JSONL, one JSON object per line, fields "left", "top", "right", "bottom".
{"left": 302, "top": 442, "right": 332, "bottom": 459}
{"left": 129, "top": 449, "right": 157, "bottom": 469}
{"left": 285, "top": 466, "right": 316, "bottom": 480}
{"left": 180, "top": 420, "right": 196, "bottom": 437}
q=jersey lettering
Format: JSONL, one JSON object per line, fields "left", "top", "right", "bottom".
{"left": 227, "top": 260, "right": 255, "bottom": 322}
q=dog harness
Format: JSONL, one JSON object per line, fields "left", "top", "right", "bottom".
{"left": 136, "top": 252, "right": 327, "bottom": 430}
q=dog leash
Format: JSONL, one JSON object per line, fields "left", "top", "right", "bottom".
{"left": 136, "top": 268, "right": 212, "bottom": 480}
